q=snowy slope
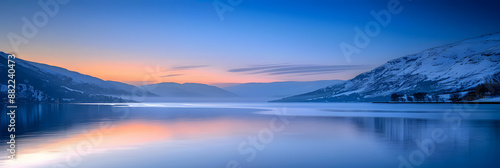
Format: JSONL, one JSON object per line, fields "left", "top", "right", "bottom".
{"left": 475, "top": 97, "right": 500, "bottom": 102}
{"left": 0, "top": 51, "right": 151, "bottom": 103}
{"left": 26, "top": 61, "right": 137, "bottom": 91}
{"left": 275, "top": 33, "right": 500, "bottom": 102}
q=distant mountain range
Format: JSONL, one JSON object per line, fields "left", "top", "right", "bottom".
{"left": 142, "top": 82, "right": 237, "bottom": 97}
{"left": 274, "top": 33, "right": 500, "bottom": 102}
{"left": 224, "top": 80, "right": 343, "bottom": 100}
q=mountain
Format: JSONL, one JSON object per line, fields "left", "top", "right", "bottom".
{"left": 274, "top": 33, "right": 500, "bottom": 102}
{"left": 141, "top": 82, "right": 237, "bottom": 97}
{"left": 224, "top": 80, "right": 343, "bottom": 100}
{"left": 0, "top": 51, "right": 153, "bottom": 103}
{"left": 27, "top": 61, "right": 138, "bottom": 92}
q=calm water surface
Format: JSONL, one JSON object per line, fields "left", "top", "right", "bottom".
{"left": 1, "top": 103, "right": 499, "bottom": 168}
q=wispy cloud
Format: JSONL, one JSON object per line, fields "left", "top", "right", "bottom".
{"left": 228, "top": 64, "right": 286, "bottom": 72}
{"left": 169, "top": 65, "right": 210, "bottom": 71}
{"left": 228, "top": 64, "right": 372, "bottom": 76}
{"left": 161, "top": 74, "right": 183, "bottom": 77}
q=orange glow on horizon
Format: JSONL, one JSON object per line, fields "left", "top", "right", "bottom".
{"left": 27, "top": 58, "right": 280, "bottom": 86}
{"left": 16, "top": 51, "right": 345, "bottom": 86}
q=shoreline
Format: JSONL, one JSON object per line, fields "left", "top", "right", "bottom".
{"left": 373, "top": 102, "right": 500, "bottom": 104}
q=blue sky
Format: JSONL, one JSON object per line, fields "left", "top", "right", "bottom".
{"left": 1, "top": 0, "right": 500, "bottom": 84}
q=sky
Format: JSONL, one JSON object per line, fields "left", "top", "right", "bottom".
{"left": 1, "top": 0, "right": 500, "bottom": 85}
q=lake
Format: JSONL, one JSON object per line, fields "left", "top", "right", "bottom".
{"left": 1, "top": 103, "right": 499, "bottom": 168}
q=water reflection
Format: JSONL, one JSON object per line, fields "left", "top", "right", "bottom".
{"left": 0, "top": 103, "right": 499, "bottom": 168}
{"left": 5, "top": 119, "right": 265, "bottom": 168}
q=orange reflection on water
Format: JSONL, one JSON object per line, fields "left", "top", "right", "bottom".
{"left": 5, "top": 118, "right": 258, "bottom": 168}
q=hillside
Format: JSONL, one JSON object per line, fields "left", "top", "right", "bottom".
{"left": 274, "top": 33, "right": 500, "bottom": 102}
{"left": 0, "top": 51, "right": 152, "bottom": 103}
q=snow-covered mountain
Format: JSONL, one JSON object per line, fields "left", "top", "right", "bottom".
{"left": 142, "top": 82, "right": 237, "bottom": 97}
{"left": 27, "top": 61, "right": 137, "bottom": 92}
{"left": 275, "top": 33, "right": 500, "bottom": 102}
{"left": 0, "top": 51, "right": 153, "bottom": 103}
{"left": 224, "top": 80, "right": 343, "bottom": 100}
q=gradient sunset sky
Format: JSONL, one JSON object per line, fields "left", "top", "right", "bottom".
{"left": 1, "top": 0, "right": 500, "bottom": 85}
